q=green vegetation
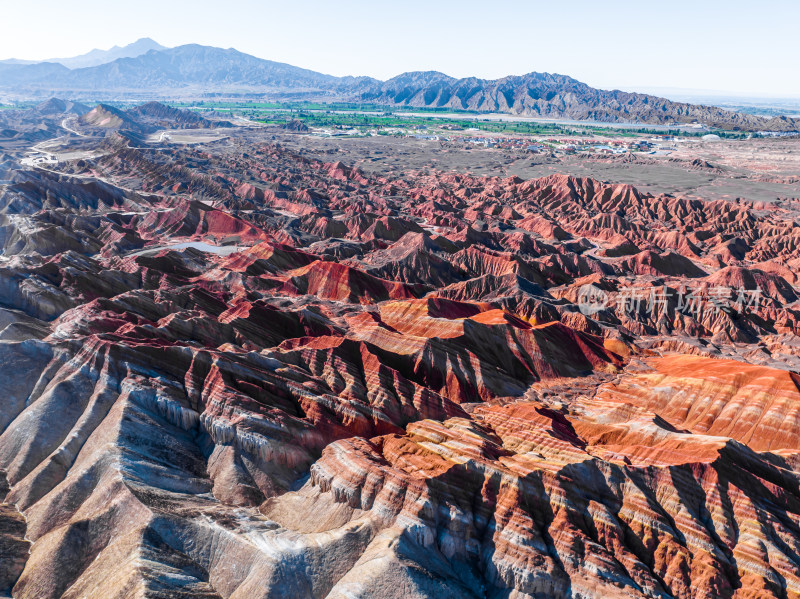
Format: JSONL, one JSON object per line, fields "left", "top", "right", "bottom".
{"left": 164, "top": 100, "right": 751, "bottom": 139}
{"left": 0, "top": 102, "right": 35, "bottom": 110}
{"left": 238, "top": 107, "right": 749, "bottom": 140}
{"left": 175, "top": 100, "right": 485, "bottom": 116}
{"left": 62, "top": 98, "right": 752, "bottom": 140}
{"left": 253, "top": 110, "right": 570, "bottom": 136}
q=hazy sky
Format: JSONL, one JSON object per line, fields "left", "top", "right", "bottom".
{"left": 3, "top": 0, "right": 799, "bottom": 97}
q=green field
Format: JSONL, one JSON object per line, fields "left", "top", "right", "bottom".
{"left": 174, "top": 100, "right": 489, "bottom": 115}
{"left": 241, "top": 109, "right": 748, "bottom": 139}
{"left": 255, "top": 111, "right": 571, "bottom": 136}
{"left": 170, "top": 100, "right": 750, "bottom": 139}
{"left": 2, "top": 96, "right": 751, "bottom": 140}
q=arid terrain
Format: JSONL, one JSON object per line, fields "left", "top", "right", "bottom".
{"left": 275, "top": 133, "right": 800, "bottom": 204}
{"left": 1, "top": 99, "right": 800, "bottom": 599}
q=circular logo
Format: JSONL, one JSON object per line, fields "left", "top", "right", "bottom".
{"left": 577, "top": 284, "right": 609, "bottom": 316}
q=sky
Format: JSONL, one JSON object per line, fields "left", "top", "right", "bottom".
{"left": 2, "top": 0, "right": 799, "bottom": 97}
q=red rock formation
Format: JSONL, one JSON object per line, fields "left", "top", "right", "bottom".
{"left": 595, "top": 355, "right": 800, "bottom": 451}
{"left": 0, "top": 130, "right": 799, "bottom": 598}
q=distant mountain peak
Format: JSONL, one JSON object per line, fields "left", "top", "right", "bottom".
{"left": 34, "top": 97, "right": 90, "bottom": 115}
{"left": 125, "top": 37, "right": 160, "bottom": 47}
{"left": 0, "top": 38, "right": 168, "bottom": 70}
{"left": 59, "top": 38, "right": 167, "bottom": 69}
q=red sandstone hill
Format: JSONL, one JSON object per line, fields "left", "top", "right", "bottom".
{"left": 595, "top": 354, "right": 800, "bottom": 452}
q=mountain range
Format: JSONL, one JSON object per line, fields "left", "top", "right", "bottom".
{"left": 0, "top": 37, "right": 165, "bottom": 69}
{"left": 1, "top": 40, "right": 797, "bottom": 132}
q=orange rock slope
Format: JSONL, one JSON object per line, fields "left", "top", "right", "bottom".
{"left": 594, "top": 355, "right": 800, "bottom": 452}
